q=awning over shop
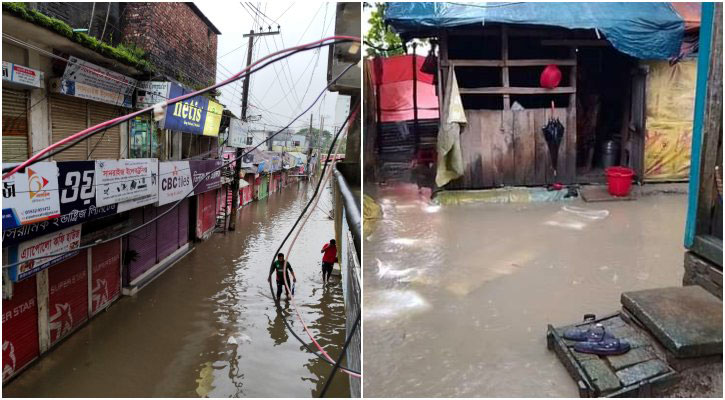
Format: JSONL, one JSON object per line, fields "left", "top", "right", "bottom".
{"left": 384, "top": 2, "right": 685, "bottom": 60}
{"left": 287, "top": 151, "right": 307, "bottom": 166}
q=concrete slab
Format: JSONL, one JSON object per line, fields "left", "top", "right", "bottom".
{"left": 621, "top": 286, "right": 723, "bottom": 358}
{"left": 580, "top": 358, "right": 621, "bottom": 393}
{"left": 615, "top": 359, "right": 670, "bottom": 387}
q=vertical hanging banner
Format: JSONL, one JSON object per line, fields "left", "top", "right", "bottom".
{"left": 2, "top": 162, "right": 61, "bottom": 230}
{"left": 7, "top": 225, "right": 82, "bottom": 282}
{"left": 95, "top": 159, "right": 158, "bottom": 206}
{"left": 160, "top": 83, "right": 221, "bottom": 136}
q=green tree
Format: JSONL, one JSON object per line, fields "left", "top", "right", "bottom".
{"left": 364, "top": 2, "right": 404, "bottom": 58}
{"left": 297, "top": 127, "right": 332, "bottom": 149}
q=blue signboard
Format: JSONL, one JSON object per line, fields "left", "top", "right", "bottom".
{"left": 2, "top": 161, "right": 117, "bottom": 248}
{"left": 161, "top": 83, "right": 222, "bottom": 136}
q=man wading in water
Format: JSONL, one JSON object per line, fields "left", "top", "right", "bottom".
{"left": 321, "top": 239, "right": 337, "bottom": 285}
{"left": 268, "top": 253, "right": 297, "bottom": 301}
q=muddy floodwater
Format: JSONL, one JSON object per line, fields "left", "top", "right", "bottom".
{"left": 4, "top": 183, "right": 350, "bottom": 397}
{"left": 364, "top": 186, "right": 688, "bottom": 397}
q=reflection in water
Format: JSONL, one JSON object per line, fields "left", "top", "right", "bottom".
{"left": 3, "top": 183, "right": 350, "bottom": 398}
{"left": 364, "top": 186, "right": 687, "bottom": 397}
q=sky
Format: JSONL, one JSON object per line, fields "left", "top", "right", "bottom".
{"left": 194, "top": 1, "right": 342, "bottom": 134}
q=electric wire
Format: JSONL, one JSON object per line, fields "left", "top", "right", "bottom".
{"left": 267, "top": 100, "right": 361, "bottom": 377}
{"left": 319, "top": 310, "right": 361, "bottom": 397}
{"left": 0, "top": 56, "right": 356, "bottom": 271}
{"left": 2, "top": 36, "right": 357, "bottom": 178}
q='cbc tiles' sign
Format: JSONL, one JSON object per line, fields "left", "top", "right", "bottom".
{"left": 157, "top": 161, "right": 193, "bottom": 206}
{"left": 2, "top": 162, "right": 61, "bottom": 230}
{"left": 95, "top": 159, "right": 158, "bottom": 206}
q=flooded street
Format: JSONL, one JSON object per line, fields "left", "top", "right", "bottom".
{"left": 3, "top": 183, "right": 350, "bottom": 398}
{"left": 364, "top": 186, "right": 688, "bottom": 397}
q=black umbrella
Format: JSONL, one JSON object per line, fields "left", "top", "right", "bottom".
{"left": 541, "top": 103, "right": 565, "bottom": 177}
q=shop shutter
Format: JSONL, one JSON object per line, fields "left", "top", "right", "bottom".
{"left": 1, "top": 275, "right": 38, "bottom": 383}
{"left": 2, "top": 88, "right": 30, "bottom": 162}
{"left": 51, "top": 95, "right": 88, "bottom": 161}
{"left": 178, "top": 198, "right": 189, "bottom": 247}
{"left": 87, "top": 102, "right": 122, "bottom": 160}
{"left": 156, "top": 204, "right": 179, "bottom": 261}
{"left": 202, "top": 191, "right": 216, "bottom": 235}
{"left": 48, "top": 250, "right": 88, "bottom": 346}
{"left": 127, "top": 206, "right": 158, "bottom": 281}
{"left": 90, "top": 239, "right": 121, "bottom": 315}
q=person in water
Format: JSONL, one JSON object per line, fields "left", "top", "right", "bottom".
{"left": 268, "top": 252, "right": 296, "bottom": 301}
{"left": 320, "top": 239, "right": 337, "bottom": 284}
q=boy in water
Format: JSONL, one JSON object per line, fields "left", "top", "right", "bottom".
{"left": 268, "top": 252, "right": 296, "bottom": 301}
{"left": 320, "top": 239, "right": 337, "bottom": 284}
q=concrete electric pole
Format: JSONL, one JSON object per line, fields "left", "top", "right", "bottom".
{"left": 229, "top": 28, "right": 279, "bottom": 231}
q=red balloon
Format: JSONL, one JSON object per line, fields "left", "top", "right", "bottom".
{"left": 540, "top": 64, "right": 562, "bottom": 89}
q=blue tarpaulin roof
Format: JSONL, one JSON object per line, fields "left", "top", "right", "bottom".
{"left": 385, "top": 2, "right": 685, "bottom": 59}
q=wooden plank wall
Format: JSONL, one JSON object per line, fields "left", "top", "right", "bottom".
{"left": 450, "top": 108, "right": 575, "bottom": 189}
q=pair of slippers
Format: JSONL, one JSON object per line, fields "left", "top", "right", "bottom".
{"left": 563, "top": 320, "right": 631, "bottom": 356}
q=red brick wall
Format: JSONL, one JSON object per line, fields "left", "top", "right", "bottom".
{"left": 121, "top": 3, "right": 218, "bottom": 87}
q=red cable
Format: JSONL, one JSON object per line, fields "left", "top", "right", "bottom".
{"left": 2, "top": 35, "right": 359, "bottom": 180}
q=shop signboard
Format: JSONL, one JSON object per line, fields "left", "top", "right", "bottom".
{"left": 190, "top": 160, "right": 221, "bottom": 195}
{"left": 2, "top": 162, "right": 61, "bottom": 230}
{"left": 2, "top": 61, "right": 44, "bottom": 89}
{"left": 135, "top": 81, "right": 171, "bottom": 109}
{"left": 161, "top": 83, "right": 222, "bottom": 136}
{"left": 228, "top": 118, "right": 248, "bottom": 148}
{"left": 3, "top": 161, "right": 116, "bottom": 248}
{"left": 6, "top": 225, "right": 82, "bottom": 282}
{"left": 53, "top": 56, "right": 136, "bottom": 108}
{"left": 95, "top": 159, "right": 158, "bottom": 206}
{"left": 158, "top": 161, "right": 193, "bottom": 206}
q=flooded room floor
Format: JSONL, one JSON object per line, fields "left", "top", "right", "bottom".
{"left": 363, "top": 187, "right": 689, "bottom": 397}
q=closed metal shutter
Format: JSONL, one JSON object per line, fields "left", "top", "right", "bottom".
{"left": 90, "top": 239, "right": 121, "bottom": 316}
{"left": 48, "top": 250, "right": 88, "bottom": 346}
{"left": 88, "top": 102, "right": 122, "bottom": 160}
{"left": 156, "top": 204, "right": 179, "bottom": 261}
{"left": 50, "top": 95, "right": 88, "bottom": 161}
{"left": 1, "top": 275, "right": 38, "bottom": 383}
{"left": 2, "top": 88, "right": 29, "bottom": 162}
{"left": 127, "top": 206, "right": 157, "bottom": 281}
{"left": 178, "top": 198, "right": 189, "bottom": 247}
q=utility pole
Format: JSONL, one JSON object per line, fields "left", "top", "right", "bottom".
{"left": 318, "top": 115, "right": 324, "bottom": 173}
{"left": 229, "top": 28, "right": 280, "bottom": 231}
{"left": 305, "top": 113, "right": 313, "bottom": 177}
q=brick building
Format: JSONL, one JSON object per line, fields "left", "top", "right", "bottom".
{"left": 120, "top": 3, "right": 220, "bottom": 87}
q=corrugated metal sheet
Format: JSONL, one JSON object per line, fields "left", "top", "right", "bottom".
{"left": 48, "top": 250, "right": 88, "bottom": 345}
{"left": 127, "top": 206, "right": 157, "bottom": 281}
{"left": 200, "top": 191, "right": 216, "bottom": 236}
{"left": 156, "top": 204, "right": 179, "bottom": 261}
{"left": 51, "top": 95, "right": 88, "bottom": 161}
{"left": 178, "top": 198, "right": 189, "bottom": 248}
{"left": 2, "top": 88, "right": 29, "bottom": 162}
{"left": 88, "top": 102, "right": 122, "bottom": 160}
{"left": 1, "top": 275, "right": 38, "bottom": 383}
{"left": 90, "top": 239, "right": 121, "bottom": 315}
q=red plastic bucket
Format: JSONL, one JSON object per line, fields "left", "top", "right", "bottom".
{"left": 605, "top": 167, "right": 635, "bottom": 196}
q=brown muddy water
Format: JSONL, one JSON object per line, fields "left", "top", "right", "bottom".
{"left": 3, "top": 183, "right": 350, "bottom": 397}
{"left": 364, "top": 185, "right": 688, "bottom": 397}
